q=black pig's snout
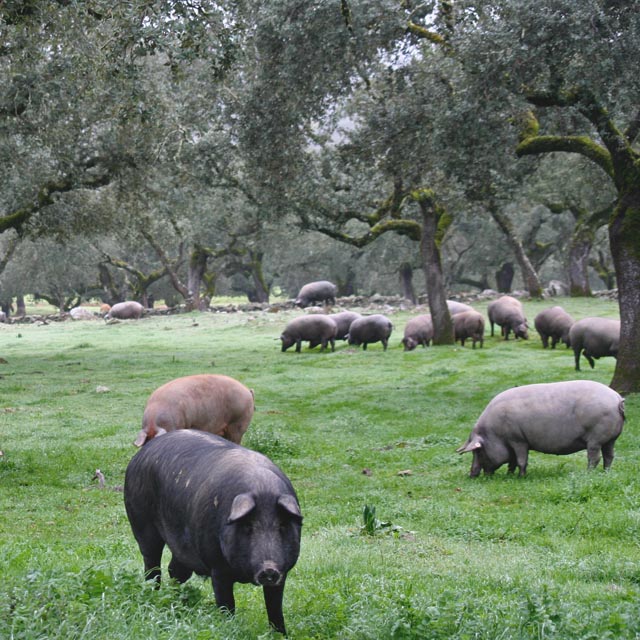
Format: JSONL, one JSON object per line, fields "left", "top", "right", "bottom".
{"left": 255, "top": 564, "right": 283, "bottom": 586}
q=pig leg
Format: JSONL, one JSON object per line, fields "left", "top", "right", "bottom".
{"left": 211, "top": 570, "right": 236, "bottom": 616}
{"left": 295, "top": 339, "right": 302, "bottom": 353}
{"left": 168, "top": 556, "right": 193, "bottom": 583}
{"left": 138, "top": 532, "right": 165, "bottom": 584}
{"left": 263, "top": 582, "right": 287, "bottom": 635}
{"left": 511, "top": 443, "right": 529, "bottom": 477}
{"left": 330, "top": 337, "right": 335, "bottom": 352}
{"left": 601, "top": 441, "right": 615, "bottom": 470}
{"left": 382, "top": 338, "right": 388, "bottom": 351}
{"left": 586, "top": 445, "right": 602, "bottom": 469}
{"left": 574, "top": 348, "right": 582, "bottom": 371}
{"left": 362, "top": 343, "right": 368, "bottom": 351}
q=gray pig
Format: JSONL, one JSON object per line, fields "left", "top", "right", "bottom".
{"left": 457, "top": 380, "right": 624, "bottom": 477}
{"left": 401, "top": 314, "right": 433, "bottom": 351}
{"left": 134, "top": 374, "right": 255, "bottom": 447}
{"left": 280, "top": 314, "right": 338, "bottom": 352}
{"left": 569, "top": 317, "right": 620, "bottom": 371}
{"left": 105, "top": 300, "right": 144, "bottom": 320}
{"left": 534, "top": 306, "right": 574, "bottom": 349}
{"left": 348, "top": 314, "right": 393, "bottom": 350}
{"left": 487, "top": 295, "right": 528, "bottom": 340}
{"left": 446, "top": 300, "right": 473, "bottom": 315}
{"left": 294, "top": 280, "right": 337, "bottom": 307}
{"left": 124, "top": 430, "right": 302, "bottom": 635}
{"left": 453, "top": 309, "right": 485, "bottom": 348}
{"left": 330, "top": 310, "right": 362, "bottom": 340}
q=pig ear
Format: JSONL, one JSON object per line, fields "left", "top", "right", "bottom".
{"left": 277, "top": 495, "right": 302, "bottom": 521}
{"left": 456, "top": 436, "right": 483, "bottom": 454}
{"left": 228, "top": 493, "right": 256, "bottom": 523}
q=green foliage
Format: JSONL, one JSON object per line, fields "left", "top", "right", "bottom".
{"left": 0, "top": 298, "right": 638, "bottom": 638}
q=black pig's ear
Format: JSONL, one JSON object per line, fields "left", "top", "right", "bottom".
{"left": 277, "top": 495, "right": 302, "bottom": 521}
{"left": 228, "top": 493, "right": 256, "bottom": 522}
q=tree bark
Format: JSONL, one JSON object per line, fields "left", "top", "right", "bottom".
{"left": 416, "top": 192, "right": 454, "bottom": 345}
{"left": 567, "top": 232, "right": 593, "bottom": 296}
{"left": 399, "top": 262, "right": 417, "bottom": 304}
{"left": 609, "top": 193, "right": 640, "bottom": 394}
{"left": 489, "top": 207, "right": 543, "bottom": 297}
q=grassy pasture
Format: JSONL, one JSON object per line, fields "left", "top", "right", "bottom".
{"left": 1, "top": 296, "right": 639, "bottom": 639}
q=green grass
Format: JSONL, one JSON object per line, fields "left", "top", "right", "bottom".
{"left": 1, "top": 297, "right": 639, "bottom": 639}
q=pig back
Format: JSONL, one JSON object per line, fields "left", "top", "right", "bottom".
{"left": 140, "top": 374, "right": 254, "bottom": 444}
{"left": 478, "top": 381, "right": 624, "bottom": 454}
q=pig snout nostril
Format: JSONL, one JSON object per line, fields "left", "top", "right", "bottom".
{"left": 256, "top": 567, "right": 282, "bottom": 586}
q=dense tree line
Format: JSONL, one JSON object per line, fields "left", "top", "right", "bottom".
{"left": 0, "top": 1, "right": 638, "bottom": 391}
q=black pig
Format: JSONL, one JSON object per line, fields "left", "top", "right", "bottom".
{"left": 124, "top": 430, "right": 303, "bottom": 634}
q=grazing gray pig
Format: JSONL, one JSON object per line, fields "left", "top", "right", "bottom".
{"left": 124, "top": 430, "right": 302, "bottom": 635}
{"left": 569, "top": 317, "right": 620, "bottom": 371}
{"left": 457, "top": 380, "right": 624, "bottom": 477}
{"left": 446, "top": 300, "right": 473, "bottom": 315}
{"left": 401, "top": 314, "right": 433, "bottom": 351}
{"left": 134, "top": 374, "right": 255, "bottom": 447}
{"left": 487, "top": 295, "right": 528, "bottom": 340}
{"left": 453, "top": 309, "right": 485, "bottom": 348}
{"left": 348, "top": 314, "right": 393, "bottom": 350}
{"left": 534, "top": 306, "right": 574, "bottom": 349}
{"left": 330, "top": 310, "right": 362, "bottom": 340}
{"left": 280, "top": 314, "right": 338, "bottom": 352}
{"left": 294, "top": 280, "right": 337, "bottom": 307}
{"left": 105, "top": 300, "right": 144, "bottom": 320}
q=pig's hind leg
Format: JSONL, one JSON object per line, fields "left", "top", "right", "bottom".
{"left": 168, "top": 556, "right": 194, "bottom": 583}
{"left": 136, "top": 526, "right": 165, "bottom": 584}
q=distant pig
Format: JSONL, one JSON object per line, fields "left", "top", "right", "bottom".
{"left": 294, "top": 280, "right": 337, "bottom": 307}
{"left": 134, "top": 374, "right": 254, "bottom": 447}
{"left": 457, "top": 380, "right": 624, "bottom": 477}
{"left": 124, "top": 430, "right": 302, "bottom": 635}
{"left": 280, "top": 314, "right": 338, "bottom": 352}
{"left": 453, "top": 309, "right": 485, "bottom": 348}
{"left": 534, "top": 306, "right": 574, "bottom": 349}
{"left": 330, "top": 310, "right": 362, "bottom": 340}
{"left": 487, "top": 296, "right": 528, "bottom": 340}
{"left": 348, "top": 314, "right": 393, "bottom": 351}
{"left": 446, "top": 300, "right": 473, "bottom": 316}
{"left": 402, "top": 314, "right": 433, "bottom": 351}
{"left": 105, "top": 300, "right": 144, "bottom": 320}
{"left": 569, "top": 317, "right": 620, "bottom": 371}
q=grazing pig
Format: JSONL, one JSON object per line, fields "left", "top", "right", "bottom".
{"left": 105, "top": 300, "right": 144, "bottom": 320}
{"left": 446, "top": 300, "right": 473, "bottom": 316}
{"left": 330, "top": 310, "right": 362, "bottom": 340}
{"left": 453, "top": 310, "right": 485, "bottom": 348}
{"left": 134, "top": 374, "right": 254, "bottom": 447}
{"left": 348, "top": 314, "right": 393, "bottom": 351}
{"left": 124, "top": 430, "right": 302, "bottom": 635}
{"left": 401, "top": 314, "right": 433, "bottom": 351}
{"left": 280, "top": 314, "right": 338, "bottom": 352}
{"left": 457, "top": 380, "right": 624, "bottom": 477}
{"left": 534, "top": 306, "right": 574, "bottom": 349}
{"left": 487, "top": 295, "right": 528, "bottom": 340}
{"left": 294, "top": 280, "right": 337, "bottom": 307}
{"left": 569, "top": 317, "right": 620, "bottom": 371}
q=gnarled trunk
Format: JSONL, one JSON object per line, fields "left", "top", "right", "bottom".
{"left": 418, "top": 195, "right": 454, "bottom": 345}
{"left": 609, "top": 194, "right": 640, "bottom": 394}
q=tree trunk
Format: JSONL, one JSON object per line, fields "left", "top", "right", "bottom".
{"left": 399, "top": 262, "right": 417, "bottom": 304}
{"left": 418, "top": 198, "right": 454, "bottom": 345}
{"left": 16, "top": 294, "right": 25, "bottom": 316}
{"left": 495, "top": 262, "right": 514, "bottom": 293}
{"left": 248, "top": 251, "right": 270, "bottom": 303}
{"left": 188, "top": 245, "right": 211, "bottom": 310}
{"left": 609, "top": 193, "right": 640, "bottom": 394}
{"left": 490, "top": 207, "right": 543, "bottom": 297}
{"left": 567, "top": 231, "right": 593, "bottom": 296}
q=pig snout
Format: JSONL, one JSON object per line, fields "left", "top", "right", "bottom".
{"left": 255, "top": 561, "right": 284, "bottom": 586}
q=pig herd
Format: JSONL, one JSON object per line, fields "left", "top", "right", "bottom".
{"left": 122, "top": 288, "right": 625, "bottom": 634}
